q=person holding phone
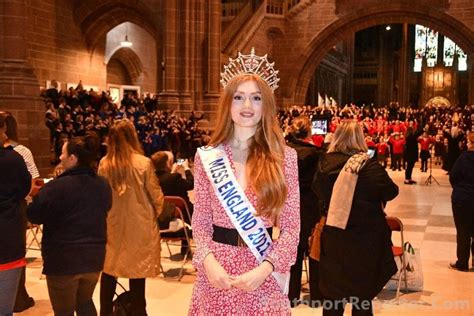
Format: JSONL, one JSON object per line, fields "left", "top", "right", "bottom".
{"left": 151, "top": 151, "right": 194, "bottom": 257}
{"left": 286, "top": 116, "right": 323, "bottom": 307}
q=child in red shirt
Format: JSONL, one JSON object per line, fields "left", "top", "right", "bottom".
{"left": 377, "top": 136, "right": 389, "bottom": 168}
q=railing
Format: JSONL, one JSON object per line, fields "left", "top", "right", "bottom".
{"left": 222, "top": 1, "right": 253, "bottom": 50}
{"left": 222, "top": 1, "right": 247, "bottom": 19}
{"left": 266, "top": 0, "right": 302, "bottom": 15}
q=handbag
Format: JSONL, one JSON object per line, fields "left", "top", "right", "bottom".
{"left": 308, "top": 215, "right": 326, "bottom": 261}
{"left": 112, "top": 282, "right": 132, "bottom": 316}
{"left": 386, "top": 242, "right": 424, "bottom": 292}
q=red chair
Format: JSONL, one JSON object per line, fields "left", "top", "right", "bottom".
{"left": 160, "top": 196, "right": 193, "bottom": 280}
{"left": 386, "top": 216, "right": 408, "bottom": 302}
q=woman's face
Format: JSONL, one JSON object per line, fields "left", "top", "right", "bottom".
{"left": 230, "top": 80, "right": 263, "bottom": 129}
{"left": 60, "top": 143, "right": 78, "bottom": 171}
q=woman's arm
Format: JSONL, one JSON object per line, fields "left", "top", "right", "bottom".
{"left": 191, "top": 153, "right": 214, "bottom": 270}
{"left": 265, "top": 148, "right": 300, "bottom": 273}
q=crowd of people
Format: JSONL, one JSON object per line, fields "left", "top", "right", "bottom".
{"left": 278, "top": 102, "right": 472, "bottom": 183}
{"left": 42, "top": 83, "right": 211, "bottom": 164}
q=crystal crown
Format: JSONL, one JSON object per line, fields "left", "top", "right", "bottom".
{"left": 220, "top": 48, "right": 280, "bottom": 91}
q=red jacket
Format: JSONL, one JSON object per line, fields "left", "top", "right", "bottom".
{"left": 377, "top": 143, "right": 389, "bottom": 155}
{"left": 389, "top": 138, "right": 405, "bottom": 154}
{"left": 418, "top": 137, "right": 433, "bottom": 151}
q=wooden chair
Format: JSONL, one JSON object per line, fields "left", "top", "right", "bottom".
{"left": 386, "top": 216, "right": 408, "bottom": 302}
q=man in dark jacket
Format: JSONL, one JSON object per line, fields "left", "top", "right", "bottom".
{"left": 449, "top": 131, "right": 474, "bottom": 271}
{"left": 27, "top": 134, "right": 112, "bottom": 315}
{"left": 0, "top": 116, "right": 31, "bottom": 315}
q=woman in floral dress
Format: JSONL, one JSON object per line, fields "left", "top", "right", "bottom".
{"left": 189, "top": 56, "right": 300, "bottom": 315}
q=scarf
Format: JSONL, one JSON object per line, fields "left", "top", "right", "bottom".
{"left": 326, "top": 152, "right": 369, "bottom": 230}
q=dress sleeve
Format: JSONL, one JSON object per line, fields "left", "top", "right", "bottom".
{"left": 191, "top": 152, "right": 214, "bottom": 270}
{"left": 265, "top": 147, "right": 300, "bottom": 273}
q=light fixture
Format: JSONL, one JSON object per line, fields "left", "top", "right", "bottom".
{"left": 121, "top": 23, "right": 133, "bottom": 47}
{"left": 385, "top": 25, "right": 391, "bottom": 31}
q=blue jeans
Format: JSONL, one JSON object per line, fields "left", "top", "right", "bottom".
{"left": 0, "top": 267, "right": 22, "bottom": 316}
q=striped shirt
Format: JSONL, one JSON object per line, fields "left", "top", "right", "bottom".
{"left": 13, "top": 144, "right": 40, "bottom": 179}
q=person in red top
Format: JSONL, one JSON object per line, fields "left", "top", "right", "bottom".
{"left": 365, "top": 135, "right": 376, "bottom": 149}
{"left": 391, "top": 120, "right": 403, "bottom": 134}
{"left": 389, "top": 133, "right": 405, "bottom": 171}
{"left": 377, "top": 136, "right": 389, "bottom": 168}
{"left": 418, "top": 132, "right": 434, "bottom": 172}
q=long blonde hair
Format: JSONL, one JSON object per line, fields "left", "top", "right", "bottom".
{"left": 211, "top": 74, "right": 287, "bottom": 219}
{"left": 327, "top": 120, "right": 368, "bottom": 154}
{"left": 99, "top": 119, "right": 143, "bottom": 194}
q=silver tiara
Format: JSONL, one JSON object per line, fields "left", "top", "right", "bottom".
{"left": 220, "top": 48, "right": 280, "bottom": 91}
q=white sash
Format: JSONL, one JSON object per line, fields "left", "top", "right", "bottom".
{"left": 198, "top": 145, "right": 290, "bottom": 294}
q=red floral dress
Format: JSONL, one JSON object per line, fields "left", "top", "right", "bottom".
{"left": 189, "top": 144, "right": 300, "bottom": 315}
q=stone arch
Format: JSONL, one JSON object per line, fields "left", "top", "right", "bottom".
{"left": 425, "top": 96, "right": 451, "bottom": 108}
{"left": 289, "top": 2, "right": 474, "bottom": 104}
{"left": 73, "top": 0, "right": 159, "bottom": 51}
{"left": 106, "top": 47, "right": 144, "bottom": 84}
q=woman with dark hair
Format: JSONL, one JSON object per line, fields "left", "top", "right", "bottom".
{"left": 286, "top": 116, "right": 323, "bottom": 307}
{"left": 27, "top": 133, "right": 112, "bottom": 315}
{"left": 0, "top": 113, "right": 31, "bottom": 316}
{"left": 312, "top": 121, "right": 398, "bottom": 316}
{"left": 403, "top": 126, "right": 421, "bottom": 185}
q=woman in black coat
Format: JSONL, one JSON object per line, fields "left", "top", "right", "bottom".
{"left": 312, "top": 121, "right": 398, "bottom": 316}
{"left": 286, "top": 116, "right": 323, "bottom": 307}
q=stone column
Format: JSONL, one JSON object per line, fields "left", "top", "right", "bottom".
{"left": 177, "top": 0, "right": 193, "bottom": 112}
{"left": 345, "top": 34, "right": 355, "bottom": 105}
{"left": 0, "top": 0, "right": 49, "bottom": 175}
{"left": 398, "top": 23, "right": 409, "bottom": 106}
{"left": 203, "top": 0, "right": 221, "bottom": 113}
{"left": 158, "top": 0, "right": 179, "bottom": 109}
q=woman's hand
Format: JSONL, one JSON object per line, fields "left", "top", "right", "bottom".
{"left": 203, "top": 253, "right": 233, "bottom": 290}
{"left": 229, "top": 261, "right": 273, "bottom": 292}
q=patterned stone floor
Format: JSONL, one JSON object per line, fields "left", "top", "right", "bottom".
{"left": 19, "top": 165, "right": 474, "bottom": 315}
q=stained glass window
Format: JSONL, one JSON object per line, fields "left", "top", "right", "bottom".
{"left": 456, "top": 46, "right": 467, "bottom": 71}
{"left": 414, "top": 25, "right": 426, "bottom": 72}
{"left": 426, "top": 29, "right": 438, "bottom": 67}
{"left": 443, "top": 36, "right": 467, "bottom": 71}
{"left": 414, "top": 25, "right": 467, "bottom": 72}
{"left": 443, "top": 37, "right": 455, "bottom": 67}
